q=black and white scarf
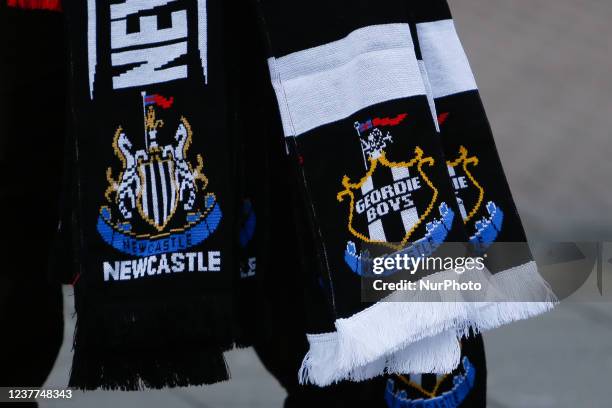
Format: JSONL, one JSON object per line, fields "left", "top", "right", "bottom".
{"left": 64, "top": 0, "right": 236, "bottom": 390}
{"left": 61, "top": 0, "right": 556, "bottom": 390}
{"left": 255, "top": 0, "right": 556, "bottom": 386}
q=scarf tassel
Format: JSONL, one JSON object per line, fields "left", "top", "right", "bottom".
{"left": 299, "top": 263, "right": 557, "bottom": 386}
{"left": 299, "top": 330, "right": 461, "bottom": 387}
{"left": 69, "top": 293, "right": 234, "bottom": 390}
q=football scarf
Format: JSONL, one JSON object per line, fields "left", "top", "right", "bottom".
{"left": 233, "top": 13, "right": 268, "bottom": 348}
{"left": 256, "top": 0, "right": 556, "bottom": 386}
{"left": 248, "top": 105, "right": 489, "bottom": 408}
{"left": 259, "top": 0, "right": 473, "bottom": 386}
{"left": 251, "top": 151, "right": 488, "bottom": 408}
{"left": 64, "top": 0, "right": 236, "bottom": 390}
{"left": 411, "top": 0, "right": 557, "bottom": 324}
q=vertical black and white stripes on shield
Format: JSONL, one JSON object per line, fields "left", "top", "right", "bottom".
{"left": 258, "top": 0, "right": 556, "bottom": 386}
{"left": 67, "top": 0, "right": 235, "bottom": 390}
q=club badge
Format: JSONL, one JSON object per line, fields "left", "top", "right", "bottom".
{"left": 97, "top": 92, "right": 221, "bottom": 257}
{"left": 338, "top": 114, "right": 454, "bottom": 276}
{"left": 447, "top": 146, "right": 503, "bottom": 252}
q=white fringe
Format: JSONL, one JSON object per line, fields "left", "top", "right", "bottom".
{"left": 384, "top": 330, "right": 461, "bottom": 375}
{"left": 334, "top": 269, "right": 474, "bottom": 373}
{"left": 298, "top": 330, "right": 461, "bottom": 386}
{"left": 298, "top": 332, "right": 342, "bottom": 386}
{"left": 461, "top": 261, "right": 558, "bottom": 335}
{"left": 300, "top": 261, "right": 556, "bottom": 386}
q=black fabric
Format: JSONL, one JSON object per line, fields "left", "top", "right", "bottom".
{"left": 412, "top": 1, "right": 452, "bottom": 25}
{"left": 64, "top": 0, "right": 236, "bottom": 389}
{"left": 250, "top": 116, "right": 487, "bottom": 407}
{"left": 256, "top": 0, "right": 472, "bottom": 322}
{"left": 256, "top": 0, "right": 410, "bottom": 57}
{"left": 1, "top": 0, "right": 542, "bottom": 401}
{"left": 0, "top": 5, "right": 65, "bottom": 403}
{"left": 232, "top": 0, "right": 269, "bottom": 348}
{"left": 412, "top": 0, "right": 533, "bottom": 273}
{"left": 248, "top": 98, "right": 382, "bottom": 405}
{"left": 254, "top": 184, "right": 487, "bottom": 407}
{"left": 238, "top": 7, "right": 489, "bottom": 402}
{"left": 432, "top": 94, "right": 533, "bottom": 271}
{"left": 383, "top": 335, "right": 486, "bottom": 408}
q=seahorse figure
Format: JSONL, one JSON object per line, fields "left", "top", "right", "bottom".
{"left": 105, "top": 128, "right": 142, "bottom": 219}
{"left": 172, "top": 118, "right": 207, "bottom": 211}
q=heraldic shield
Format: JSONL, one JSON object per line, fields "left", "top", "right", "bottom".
{"left": 447, "top": 145, "right": 504, "bottom": 252}
{"left": 446, "top": 146, "right": 484, "bottom": 223}
{"left": 97, "top": 92, "right": 222, "bottom": 257}
{"left": 138, "top": 156, "right": 179, "bottom": 231}
{"left": 338, "top": 115, "right": 455, "bottom": 276}
{"left": 337, "top": 147, "right": 440, "bottom": 252}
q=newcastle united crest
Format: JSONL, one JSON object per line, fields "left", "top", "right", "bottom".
{"left": 447, "top": 146, "right": 503, "bottom": 252}
{"left": 338, "top": 114, "right": 454, "bottom": 276}
{"left": 97, "top": 92, "right": 222, "bottom": 257}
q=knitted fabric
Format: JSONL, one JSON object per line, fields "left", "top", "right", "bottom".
{"left": 64, "top": 0, "right": 235, "bottom": 389}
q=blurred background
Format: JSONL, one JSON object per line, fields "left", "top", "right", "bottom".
{"left": 18, "top": 0, "right": 612, "bottom": 406}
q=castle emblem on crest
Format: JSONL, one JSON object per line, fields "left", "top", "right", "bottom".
{"left": 97, "top": 92, "right": 222, "bottom": 257}
{"left": 339, "top": 114, "right": 454, "bottom": 276}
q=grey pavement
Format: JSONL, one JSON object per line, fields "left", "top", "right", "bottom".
{"left": 41, "top": 0, "right": 612, "bottom": 406}
{"left": 42, "top": 287, "right": 286, "bottom": 408}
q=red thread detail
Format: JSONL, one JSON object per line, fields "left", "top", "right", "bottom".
{"left": 154, "top": 95, "right": 174, "bottom": 109}
{"left": 438, "top": 112, "right": 450, "bottom": 126}
{"left": 7, "top": 0, "right": 62, "bottom": 11}
{"left": 71, "top": 272, "right": 81, "bottom": 286}
{"left": 298, "top": 155, "right": 304, "bottom": 166}
{"left": 372, "top": 113, "right": 408, "bottom": 127}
